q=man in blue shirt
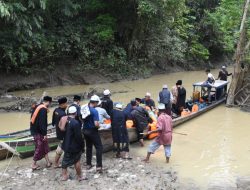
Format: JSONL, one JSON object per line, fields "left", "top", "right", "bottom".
{"left": 82, "top": 95, "right": 103, "bottom": 173}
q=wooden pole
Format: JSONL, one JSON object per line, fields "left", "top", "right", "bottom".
{"left": 227, "top": 0, "right": 250, "bottom": 106}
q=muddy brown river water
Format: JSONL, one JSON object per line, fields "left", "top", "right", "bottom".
{"left": 0, "top": 68, "right": 250, "bottom": 188}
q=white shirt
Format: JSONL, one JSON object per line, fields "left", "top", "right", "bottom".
{"left": 95, "top": 107, "right": 110, "bottom": 124}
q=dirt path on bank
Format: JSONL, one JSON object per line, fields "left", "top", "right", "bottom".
{"left": 0, "top": 151, "right": 194, "bottom": 190}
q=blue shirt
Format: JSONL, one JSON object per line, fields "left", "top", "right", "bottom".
{"left": 83, "top": 107, "right": 99, "bottom": 129}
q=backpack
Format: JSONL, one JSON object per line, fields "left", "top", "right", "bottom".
{"left": 81, "top": 104, "right": 91, "bottom": 119}
{"left": 58, "top": 116, "right": 69, "bottom": 131}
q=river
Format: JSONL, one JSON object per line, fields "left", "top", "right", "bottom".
{"left": 0, "top": 68, "right": 250, "bottom": 188}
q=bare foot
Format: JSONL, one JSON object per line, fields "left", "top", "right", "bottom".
{"left": 139, "top": 140, "right": 144, "bottom": 147}
{"left": 61, "top": 176, "right": 69, "bottom": 181}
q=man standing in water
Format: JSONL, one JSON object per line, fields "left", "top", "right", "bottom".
{"left": 143, "top": 103, "right": 173, "bottom": 163}
{"left": 61, "top": 106, "right": 86, "bottom": 181}
{"left": 30, "top": 96, "right": 52, "bottom": 170}
{"left": 52, "top": 97, "right": 68, "bottom": 168}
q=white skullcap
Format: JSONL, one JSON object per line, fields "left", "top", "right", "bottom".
{"left": 103, "top": 89, "right": 111, "bottom": 96}
{"left": 68, "top": 106, "right": 77, "bottom": 114}
{"left": 158, "top": 103, "right": 165, "bottom": 110}
{"left": 162, "top": 84, "right": 168, "bottom": 89}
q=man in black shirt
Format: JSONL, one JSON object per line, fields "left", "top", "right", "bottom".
{"left": 71, "top": 95, "right": 82, "bottom": 123}
{"left": 101, "top": 89, "right": 113, "bottom": 116}
{"left": 62, "top": 106, "right": 86, "bottom": 181}
{"left": 217, "top": 65, "right": 232, "bottom": 92}
{"left": 217, "top": 65, "right": 232, "bottom": 81}
{"left": 52, "top": 97, "right": 68, "bottom": 168}
{"left": 30, "top": 96, "right": 52, "bottom": 170}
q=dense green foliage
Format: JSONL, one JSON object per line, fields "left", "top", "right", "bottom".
{"left": 0, "top": 0, "right": 246, "bottom": 75}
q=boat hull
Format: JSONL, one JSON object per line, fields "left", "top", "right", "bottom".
{"left": 0, "top": 98, "right": 225, "bottom": 160}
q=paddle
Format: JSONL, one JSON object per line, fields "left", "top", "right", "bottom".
{"left": 140, "top": 132, "right": 188, "bottom": 136}
{"left": 173, "top": 132, "right": 187, "bottom": 136}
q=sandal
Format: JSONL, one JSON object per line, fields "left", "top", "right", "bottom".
{"left": 86, "top": 165, "right": 93, "bottom": 170}
{"left": 54, "top": 165, "right": 62, "bottom": 169}
{"left": 32, "top": 165, "right": 41, "bottom": 171}
{"left": 78, "top": 176, "right": 88, "bottom": 181}
{"left": 96, "top": 167, "right": 103, "bottom": 174}
{"left": 46, "top": 162, "right": 53, "bottom": 168}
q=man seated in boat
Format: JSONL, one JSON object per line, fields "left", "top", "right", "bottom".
{"left": 141, "top": 92, "right": 156, "bottom": 110}
{"left": 201, "top": 69, "right": 215, "bottom": 104}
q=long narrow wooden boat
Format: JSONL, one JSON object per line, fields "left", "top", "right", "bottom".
{"left": 0, "top": 125, "right": 59, "bottom": 159}
{"left": 99, "top": 97, "right": 226, "bottom": 152}
{"left": 0, "top": 80, "right": 228, "bottom": 160}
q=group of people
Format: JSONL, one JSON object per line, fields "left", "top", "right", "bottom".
{"left": 29, "top": 87, "right": 175, "bottom": 181}
{"left": 29, "top": 65, "right": 232, "bottom": 181}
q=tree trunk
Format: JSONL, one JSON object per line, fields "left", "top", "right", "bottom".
{"left": 227, "top": 0, "right": 250, "bottom": 106}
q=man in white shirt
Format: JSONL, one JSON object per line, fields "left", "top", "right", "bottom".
{"left": 95, "top": 100, "right": 111, "bottom": 130}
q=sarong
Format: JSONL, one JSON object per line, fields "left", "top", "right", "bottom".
{"left": 33, "top": 134, "right": 50, "bottom": 161}
{"left": 62, "top": 151, "right": 82, "bottom": 169}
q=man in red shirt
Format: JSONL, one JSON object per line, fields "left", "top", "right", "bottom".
{"left": 143, "top": 103, "right": 173, "bottom": 163}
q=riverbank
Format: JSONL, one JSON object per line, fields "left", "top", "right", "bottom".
{"left": 1, "top": 143, "right": 250, "bottom": 190}
{"left": 0, "top": 149, "right": 194, "bottom": 190}
{"left": 0, "top": 59, "right": 230, "bottom": 96}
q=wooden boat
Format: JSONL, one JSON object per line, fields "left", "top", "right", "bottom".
{"left": 0, "top": 125, "right": 59, "bottom": 159}
{"left": 100, "top": 80, "right": 229, "bottom": 152}
{"left": 0, "top": 80, "right": 228, "bottom": 160}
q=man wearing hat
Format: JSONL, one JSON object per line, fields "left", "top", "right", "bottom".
{"left": 61, "top": 106, "right": 86, "bottom": 181}
{"left": 71, "top": 95, "right": 82, "bottom": 123}
{"left": 217, "top": 65, "right": 232, "bottom": 81}
{"left": 141, "top": 92, "right": 155, "bottom": 110}
{"left": 111, "top": 103, "right": 130, "bottom": 159}
{"left": 101, "top": 89, "right": 113, "bottom": 116}
{"left": 158, "top": 84, "right": 173, "bottom": 116}
{"left": 217, "top": 65, "right": 232, "bottom": 92}
{"left": 172, "top": 80, "right": 186, "bottom": 115}
{"left": 52, "top": 97, "right": 68, "bottom": 168}
{"left": 30, "top": 96, "right": 52, "bottom": 170}
{"left": 143, "top": 103, "right": 173, "bottom": 163}
{"left": 82, "top": 95, "right": 103, "bottom": 173}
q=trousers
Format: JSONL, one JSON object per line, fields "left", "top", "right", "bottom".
{"left": 83, "top": 128, "right": 103, "bottom": 167}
